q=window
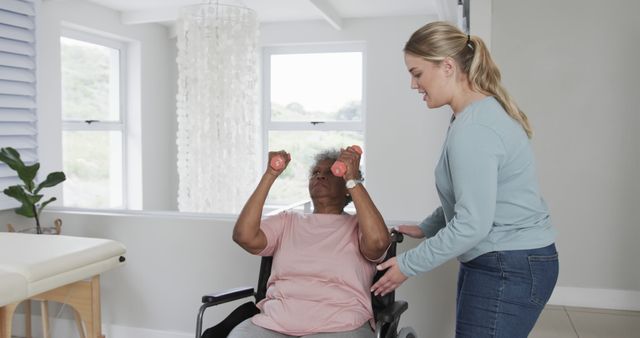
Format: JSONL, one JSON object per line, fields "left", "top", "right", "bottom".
{"left": 0, "top": 0, "right": 37, "bottom": 210}
{"left": 263, "top": 44, "right": 365, "bottom": 206}
{"left": 60, "top": 29, "right": 127, "bottom": 209}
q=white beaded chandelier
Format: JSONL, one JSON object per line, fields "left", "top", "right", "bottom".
{"left": 176, "top": 2, "right": 260, "bottom": 213}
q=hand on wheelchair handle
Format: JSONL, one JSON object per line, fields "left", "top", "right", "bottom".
{"left": 370, "top": 257, "right": 408, "bottom": 296}
{"left": 394, "top": 225, "right": 425, "bottom": 239}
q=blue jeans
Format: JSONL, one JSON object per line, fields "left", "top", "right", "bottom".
{"left": 455, "top": 244, "right": 559, "bottom": 338}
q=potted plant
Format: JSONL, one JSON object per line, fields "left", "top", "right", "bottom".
{"left": 0, "top": 147, "right": 66, "bottom": 234}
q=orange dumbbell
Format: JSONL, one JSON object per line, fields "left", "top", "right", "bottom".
{"left": 331, "top": 145, "right": 363, "bottom": 177}
{"left": 270, "top": 155, "right": 286, "bottom": 170}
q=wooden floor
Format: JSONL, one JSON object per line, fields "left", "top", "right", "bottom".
{"left": 531, "top": 305, "right": 640, "bottom": 338}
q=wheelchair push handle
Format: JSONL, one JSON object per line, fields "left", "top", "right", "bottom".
{"left": 390, "top": 229, "right": 404, "bottom": 243}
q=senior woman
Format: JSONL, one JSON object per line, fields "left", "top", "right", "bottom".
{"left": 230, "top": 147, "right": 391, "bottom": 338}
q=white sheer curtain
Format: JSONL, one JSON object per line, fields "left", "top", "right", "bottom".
{"left": 176, "top": 3, "right": 260, "bottom": 213}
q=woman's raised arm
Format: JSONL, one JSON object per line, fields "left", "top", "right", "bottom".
{"left": 233, "top": 151, "right": 290, "bottom": 254}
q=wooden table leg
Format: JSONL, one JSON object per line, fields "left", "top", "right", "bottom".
{"left": 41, "top": 300, "right": 50, "bottom": 338}
{"left": 31, "top": 275, "right": 104, "bottom": 338}
{"left": 24, "top": 300, "right": 32, "bottom": 338}
{"left": 2, "top": 275, "right": 105, "bottom": 338}
{"left": 90, "top": 276, "right": 103, "bottom": 338}
{"left": 73, "top": 308, "right": 86, "bottom": 338}
{"left": 0, "top": 302, "right": 20, "bottom": 338}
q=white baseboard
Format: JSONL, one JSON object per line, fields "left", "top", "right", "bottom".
{"left": 11, "top": 314, "right": 192, "bottom": 338}
{"left": 548, "top": 286, "right": 640, "bottom": 311}
{"left": 105, "top": 324, "right": 192, "bottom": 338}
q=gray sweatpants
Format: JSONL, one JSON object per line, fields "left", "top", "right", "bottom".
{"left": 227, "top": 318, "right": 375, "bottom": 338}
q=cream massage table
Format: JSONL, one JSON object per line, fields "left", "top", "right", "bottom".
{"left": 0, "top": 232, "right": 126, "bottom": 338}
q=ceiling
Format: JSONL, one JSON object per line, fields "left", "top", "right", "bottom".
{"left": 84, "top": 0, "right": 444, "bottom": 29}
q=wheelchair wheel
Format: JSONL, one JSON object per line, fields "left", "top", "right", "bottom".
{"left": 398, "top": 327, "right": 417, "bottom": 338}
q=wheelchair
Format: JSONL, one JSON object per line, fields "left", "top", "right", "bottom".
{"left": 195, "top": 230, "right": 417, "bottom": 338}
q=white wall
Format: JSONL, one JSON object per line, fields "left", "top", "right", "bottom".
{"left": 491, "top": 0, "right": 640, "bottom": 292}
{"left": 36, "top": 0, "right": 178, "bottom": 211}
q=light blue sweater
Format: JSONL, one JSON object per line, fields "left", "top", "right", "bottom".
{"left": 397, "top": 96, "right": 556, "bottom": 277}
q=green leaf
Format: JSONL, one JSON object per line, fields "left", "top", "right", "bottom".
{"left": 37, "top": 197, "right": 56, "bottom": 215}
{"left": 0, "top": 147, "right": 25, "bottom": 172}
{"left": 1, "top": 148, "right": 65, "bottom": 219}
{"left": 3, "top": 185, "right": 30, "bottom": 204}
{"left": 34, "top": 172, "right": 66, "bottom": 194}
{"left": 27, "top": 193, "right": 43, "bottom": 205}
{"left": 19, "top": 163, "right": 39, "bottom": 192}
{"left": 15, "top": 203, "right": 35, "bottom": 218}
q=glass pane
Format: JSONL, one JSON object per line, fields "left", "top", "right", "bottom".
{"left": 266, "top": 130, "right": 364, "bottom": 206}
{"left": 270, "top": 52, "right": 362, "bottom": 122}
{"left": 61, "top": 37, "right": 120, "bottom": 121}
{"left": 62, "top": 131, "right": 123, "bottom": 208}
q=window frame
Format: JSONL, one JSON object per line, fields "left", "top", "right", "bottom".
{"left": 59, "top": 27, "right": 129, "bottom": 209}
{"left": 261, "top": 42, "right": 367, "bottom": 167}
{"left": 261, "top": 43, "right": 367, "bottom": 209}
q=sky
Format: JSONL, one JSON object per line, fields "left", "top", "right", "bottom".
{"left": 270, "top": 52, "right": 362, "bottom": 113}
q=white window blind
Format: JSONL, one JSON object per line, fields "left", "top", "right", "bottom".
{"left": 0, "top": 0, "right": 36, "bottom": 210}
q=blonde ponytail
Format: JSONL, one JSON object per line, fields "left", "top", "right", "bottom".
{"left": 467, "top": 36, "right": 533, "bottom": 138}
{"left": 405, "top": 22, "right": 533, "bottom": 138}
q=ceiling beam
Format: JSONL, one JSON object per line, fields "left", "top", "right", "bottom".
{"left": 308, "top": 0, "right": 343, "bottom": 31}
{"left": 121, "top": 7, "right": 179, "bottom": 25}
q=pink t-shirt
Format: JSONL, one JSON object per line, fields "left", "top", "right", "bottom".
{"left": 251, "top": 211, "right": 376, "bottom": 336}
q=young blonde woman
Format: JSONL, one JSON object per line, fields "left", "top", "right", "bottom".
{"left": 371, "top": 21, "right": 559, "bottom": 337}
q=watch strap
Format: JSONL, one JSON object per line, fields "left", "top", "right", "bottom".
{"left": 345, "top": 178, "right": 364, "bottom": 189}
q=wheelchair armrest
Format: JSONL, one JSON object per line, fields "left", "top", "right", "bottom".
{"left": 375, "top": 300, "right": 408, "bottom": 324}
{"left": 197, "top": 287, "right": 256, "bottom": 338}
{"left": 201, "top": 286, "right": 255, "bottom": 305}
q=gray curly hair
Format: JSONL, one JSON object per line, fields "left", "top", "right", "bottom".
{"left": 310, "top": 149, "right": 363, "bottom": 207}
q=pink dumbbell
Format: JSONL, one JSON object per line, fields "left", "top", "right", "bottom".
{"left": 270, "top": 155, "right": 286, "bottom": 170}
{"left": 331, "top": 145, "right": 363, "bottom": 177}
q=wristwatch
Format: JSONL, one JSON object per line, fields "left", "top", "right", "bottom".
{"left": 345, "top": 178, "right": 364, "bottom": 189}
